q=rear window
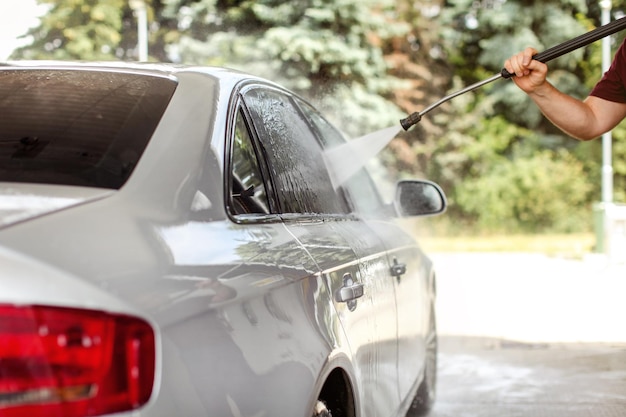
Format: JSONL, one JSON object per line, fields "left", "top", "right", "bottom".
{"left": 0, "top": 68, "right": 177, "bottom": 189}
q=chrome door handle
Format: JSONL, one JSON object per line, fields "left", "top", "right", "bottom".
{"left": 391, "top": 258, "right": 407, "bottom": 277}
{"left": 337, "top": 282, "right": 364, "bottom": 302}
{"left": 335, "top": 273, "right": 364, "bottom": 311}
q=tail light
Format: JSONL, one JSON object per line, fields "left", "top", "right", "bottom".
{"left": 0, "top": 304, "right": 155, "bottom": 417}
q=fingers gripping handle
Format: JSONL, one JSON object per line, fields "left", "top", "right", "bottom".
{"left": 500, "top": 49, "right": 564, "bottom": 79}
{"left": 501, "top": 68, "right": 515, "bottom": 79}
{"left": 501, "top": 48, "right": 565, "bottom": 78}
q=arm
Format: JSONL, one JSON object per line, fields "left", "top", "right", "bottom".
{"left": 504, "top": 47, "right": 626, "bottom": 141}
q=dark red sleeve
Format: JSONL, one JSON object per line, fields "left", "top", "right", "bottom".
{"left": 589, "top": 39, "right": 626, "bottom": 103}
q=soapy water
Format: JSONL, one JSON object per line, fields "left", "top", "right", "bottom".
{"left": 322, "top": 125, "right": 401, "bottom": 189}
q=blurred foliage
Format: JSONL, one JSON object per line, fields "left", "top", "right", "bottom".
{"left": 11, "top": 0, "right": 175, "bottom": 61}
{"left": 12, "top": 0, "right": 128, "bottom": 60}
{"left": 419, "top": 0, "right": 626, "bottom": 233}
{"left": 160, "top": 0, "right": 409, "bottom": 136}
{"left": 9, "top": 0, "right": 626, "bottom": 234}
{"left": 456, "top": 150, "right": 593, "bottom": 233}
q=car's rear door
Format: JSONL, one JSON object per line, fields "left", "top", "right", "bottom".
{"left": 240, "top": 85, "right": 401, "bottom": 416}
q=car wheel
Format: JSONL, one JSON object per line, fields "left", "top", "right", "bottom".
{"left": 406, "top": 306, "right": 437, "bottom": 416}
{"left": 312, "top": 400, "right": 332, "bottom": 417}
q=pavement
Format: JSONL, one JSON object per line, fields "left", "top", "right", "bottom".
{"left": 429, "top": 335, "right": 626, "bottom": 417}
{"left": 425, "top": 252, "right": 626, "bottom": 417}
{"left": 431, "top": 252, "right": 626, "bottom": 344}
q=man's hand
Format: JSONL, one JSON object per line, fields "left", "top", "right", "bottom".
{"left": 504, "top": 47, "right": 549, "bottom": 95}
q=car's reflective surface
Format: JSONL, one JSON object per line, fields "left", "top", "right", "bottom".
{"left": 0, "top": 62, "right": 446, "bottom": 417}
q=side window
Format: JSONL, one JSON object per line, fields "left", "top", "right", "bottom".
{"left": 229, "top": 109, "right": 270, "bottom": 216}
{"left": 294, "top": 99, "right": 346, "bottom": 148}
{"left": 242, "top": 87, "right": 347, "bottom": 215}
{"left": 295, "top": 99, "right": 386, "bottom": 215}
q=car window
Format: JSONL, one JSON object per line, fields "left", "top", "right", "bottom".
{"left": 295, "top": 98, "right": 386, "bottom": 215}
{"left": 0, "top": 69, "right": 177, "bottom": 189}
{"left": 228, "top": 109, "right": 271, "bottom": 216}
{"left": 242, "top": 87, "right": 347, "bottom": 215}
{"left": 293, "top": 98, "right": 346, "bottom": 148}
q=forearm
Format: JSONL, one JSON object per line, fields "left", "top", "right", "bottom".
{"left": 527, "top": 82, "right": 600, "bottom": 141}
{"left": 505, "top": 47, "right": 626, "bottom": 140}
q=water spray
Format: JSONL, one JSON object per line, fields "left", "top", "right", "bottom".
{"left": 400, "top": 16, "right": 626, "bottom": 131}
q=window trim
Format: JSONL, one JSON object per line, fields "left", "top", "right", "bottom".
{"left": 224, "top": 81, "right": 358, "bottom": 224}
{"left": 224, "top": 89, "right": 281, "bottom": 224}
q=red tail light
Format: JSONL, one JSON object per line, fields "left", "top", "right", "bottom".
{"left": 0, "top": 305, "right": 155, "bottom": 417}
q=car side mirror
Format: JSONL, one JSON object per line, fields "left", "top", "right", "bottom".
{"left": 394, "top": 180, "right": 447, "bottom": 217}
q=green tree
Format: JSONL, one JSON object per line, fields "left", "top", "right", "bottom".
{"left": 609, "top": 120, "right": 626, "bottom": 202}
{"left": 13, "top": 0, "right": 128, "bottom": 60}
{"left": 11, "top": 0, "right": 174, "bottom": 61}
{"left": 162, "top": 0, "right": 409, "bottom": 136}
{"left": 456, "top": 149, "right": 593, "bottom": 233}
{"left": 376, "top": 0, "right": 455, "bottom": 180}
{"left": 418, "top": 0, "right": 626, "bottom": 233}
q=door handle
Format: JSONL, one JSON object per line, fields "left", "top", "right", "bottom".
{"left": 335, "top": 273, "right": 364, "bottom": 311}
{"left": 391, "top": 258, "right": 406, "bottom": 282}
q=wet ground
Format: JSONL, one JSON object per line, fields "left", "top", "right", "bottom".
{"left": 427, "top": 253, "right": 626, "bottom": 416}
{"left": 429, "top": 336, "right": 626, "bottom": 417}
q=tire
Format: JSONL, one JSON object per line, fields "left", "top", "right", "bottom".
{"left": 406, "top": 307, "right": 437, "bottom": 416}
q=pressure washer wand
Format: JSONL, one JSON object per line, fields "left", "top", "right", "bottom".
{"left": 400, "top": 16, "right": 626, "bottom": 131}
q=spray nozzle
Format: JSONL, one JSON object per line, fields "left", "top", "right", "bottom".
{"left": 400, "top": 112, "right": 421, "bottom": 131}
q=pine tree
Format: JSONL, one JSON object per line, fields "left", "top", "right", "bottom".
{"left": 11, "top": 0, "right": 173, "bottom": 61}
{"left": 426, "top": 0, "right": 621, "bottom": 230}
{"left": 162, "top": 0, "right": 409, "bottom": 136}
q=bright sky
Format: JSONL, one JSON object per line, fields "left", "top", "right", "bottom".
{"left": 0, "top": 0, "right": 46, "bottom": 60}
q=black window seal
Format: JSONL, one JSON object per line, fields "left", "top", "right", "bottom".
{"left": 223, "top": 86, "right": 281, "bottom": 225}
{"left": 233, "top": 82, "right": 356, "bottom": 222}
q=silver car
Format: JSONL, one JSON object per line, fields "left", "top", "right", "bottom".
{"left": 0, "top": 62, "right": 445, "bottom": 417}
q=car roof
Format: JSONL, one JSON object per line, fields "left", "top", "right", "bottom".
{"left": 1, "top": 60, "right": 271, "bottom": 86}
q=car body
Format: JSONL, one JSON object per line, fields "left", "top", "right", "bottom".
{"left": 0, "top": 61, "right": 446, "bottom": 417}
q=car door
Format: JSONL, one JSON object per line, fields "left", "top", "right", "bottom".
{"left": 334, "top": 160, "right": 431, "bottom": 403}
{"left": 366, "top": 219, "right": 430, "bottom": 403}
{"left": 240, "top": 85, "right": 401, "bottom": 417}
{"left": 296, "top": 98, "right": 432, "bottom": 411}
